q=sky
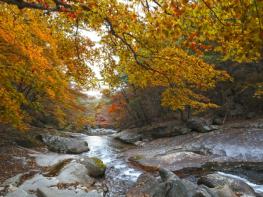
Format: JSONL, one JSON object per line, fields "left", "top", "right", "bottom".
{"left": 81, "top": 30, "right": 104, "bottom": 98}
{"left": 79, "top": 1, "right": 147, "bottom": 98}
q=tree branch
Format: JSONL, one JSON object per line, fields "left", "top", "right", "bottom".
{"left": 200, "top": 0, "right": 226, "bottom": 26}
{"left": 104, "top": 17, "right": 173, "bottom": 85}
{"left": 1, "top": 0, "right": 60, "bottom": 11}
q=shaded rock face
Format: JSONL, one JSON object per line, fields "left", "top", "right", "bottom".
{"left": 186, "top": 118, "right": 219, "bottom": 133}
{"left": 114, "top": 121, "right": 191, "bottom": 144}
{"left": 198, "top": 173, "right": 256, "bottom": 196}
{"left": 152, "top": 168, "right": 189, "bottom": 197}
{"left": 212, "top": 118, "right": 224, "bottom": 125}
{"left": 126, "top": 173, "right": 159, "bottom": 197}
{"left": 115, "top": 118, "right": 222, "bottom": 145}
{"left": 127, "top": 169, "right": 190, "bottom": 197}
{"left": 127, "top": 168, "right": 258, "bottom": 197}
{"left": 40, "top": 134, "right": 89, "bottom": 154}
{"left": 37, "top": 187, "right": 101, "bottom": 197}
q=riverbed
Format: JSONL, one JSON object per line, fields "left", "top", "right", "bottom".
{"left": 2, "top": 127, "right": 263, "bottom": 197}
{"left": 82, "top": 129, "right": 263, "bottom": 196}
{"left": 82, "top": 134, "right": 142, "bottom": 196}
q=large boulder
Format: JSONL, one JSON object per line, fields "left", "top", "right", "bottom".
{"left": 114, "top": 121, "right": 189, "bottom": 144}
{"left": 127, "top": 168, "right": 190, "bottom": 197}
{"left": 40, "top": 134, "right": 89, "bottom": 154}
{"left": 3, "top": 156, "right": 105, "bottom": 197}
{"left": 114, "top": 128, "right": 145, "bottom": 144}
{"left": 151, "top": 126, "right": 191, "bottom": 138}
{"left": 187, "top": 118, "right": 219, "bottom": 133}
{"left": 127, "top": 168, "right": 259, "bottom": 197}
{"left": 37, "top": 187, "right": 102, "bottom": 197}
{"left": 151, "top": 168, "right": 189, "bottom": 197}
{"left": 126, "top": 173, "right": 159, "bottom": 197}
{"left": 159, "top": 167, "right": 179, "bottom": 181}
{"left": 193, "top": 185, "right": 218, "bottom": 197}
{"left": 79, "top": 157, "right": 106, "bottom": 178}
{"left": 198, "top": 173, "right": 257, "bottom": 197}
{"left": 56, "top": 161, "right": 95, "bottom": 185}
{"left": 151, "top": 178, "right": 189, "bottom": 197}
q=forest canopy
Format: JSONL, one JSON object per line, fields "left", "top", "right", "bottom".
{"left": 0, "top": 0, "right": 262, "bottom": 129}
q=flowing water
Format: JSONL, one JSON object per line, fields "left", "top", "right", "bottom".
{"left": 82, "top": 131, "right": 142, "bottom": 196}
{"left": 80, "top": 129, "right": 263, "bottom": 196}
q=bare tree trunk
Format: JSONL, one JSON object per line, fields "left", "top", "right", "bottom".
{"left": 120, "top": 88, "right": 140, "bottom": 124}
{"left": 131, "top": 85, "right": 150, "bottom": 125}
{"left": 179, "top": 105, "right": 192, "bottom": 123}
{"left": 185, "top": 105, "right": 192, "bottom": 120}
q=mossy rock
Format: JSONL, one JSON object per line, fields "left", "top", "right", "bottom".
{"left": 80, "top": 156, "right": 106, "bottom": 178}
{"left": 90, "top": 157, "right": 107, "bottom": 170}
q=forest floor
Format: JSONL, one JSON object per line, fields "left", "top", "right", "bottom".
{"left": 0, "top": 146, "right": 41, "bottom": 184}
{"left": 0, "top": 126, "right": 45, "bottom": 186}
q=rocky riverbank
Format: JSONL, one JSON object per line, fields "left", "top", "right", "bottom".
{"left": 0, "top": 128, "right": 141, "bottom": 197}
{"left": 120, "top": 118, "right": 263, "bottom": 196}
{"left": 1, "top": 118, "right": 263, "bottom": 197}
{"left": 125, "top": 119, "right": 263, "bottom": 176}
{"left": 0, "top": 130, "right": 107, "bottom": 197}
{"left": 127, "top": 168, "right": 263, "bottom": 197}
{"left": 2, "top": 154, "right": 107, "bottom": 197}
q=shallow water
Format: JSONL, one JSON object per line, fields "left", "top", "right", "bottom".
{"left": 82, "top": 132, "right": 142, "bottom": 196}
{"left": 80, "top": 129, "right": 263, "bottom": 196}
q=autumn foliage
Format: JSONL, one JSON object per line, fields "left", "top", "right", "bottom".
{"left": 0, "top": 5, "right": 94, "bottom": 129}
{"left": 0, "top": 0, "right": 262, "bottom": 129}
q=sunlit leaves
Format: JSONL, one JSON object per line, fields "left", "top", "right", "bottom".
{"left": 1, "top": 0, "right": 262, "bottom": 125}
{"left": 0, "top": 5, "right": 95, "bottom": 129}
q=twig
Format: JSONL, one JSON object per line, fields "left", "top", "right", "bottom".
{"left": 200, "top": 0, "right": 226, "bottom": 26}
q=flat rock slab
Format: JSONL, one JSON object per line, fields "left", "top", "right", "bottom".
{"left": 130, "top": 151, "right": 211, "bottom": 174}
{"left": 6, "top": 188, "right": 36, "bottom": 197}
{"left": 85, "top": 128, "right": 117, "bottom": 136}
{"left": 5, "top": 160, "right": 96, "bottom": 197}
{"left": 31, "top": 153, "right": 78, "bottom": 167}
{"left": 37, "top": 187, "right": 102, "bottom": 197}
{"left": 56, "top": 161, "right": 95, "bottom": 185}
{"left": 126, "top": 127, "right": 263, "bottom": 177}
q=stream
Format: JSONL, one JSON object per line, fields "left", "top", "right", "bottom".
{"left": 3, "top": 127, "right": 263, "bottom": 197}
{"left": 82, "top": 133, "right": 142, "bottom": 197}
{"left": 80, "top": 129, "right": 263, "bottom": 196}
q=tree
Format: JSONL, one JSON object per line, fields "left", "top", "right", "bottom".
{"left": 0, "top": 5, "right": 95, "bottom": 129}
{"left": 1, "top": 0, "right": 262, "bottom": 127}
